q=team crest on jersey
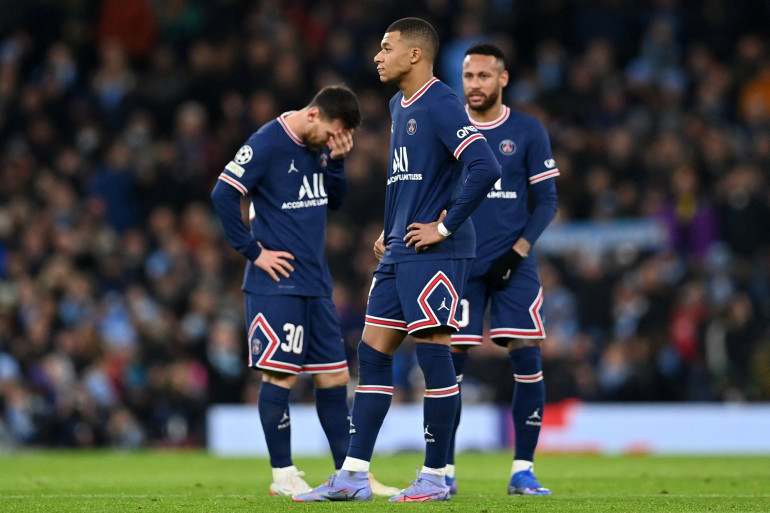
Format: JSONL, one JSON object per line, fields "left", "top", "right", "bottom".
{"left": 406, "top": 118, "right": 417, "bottom": 135}
{"left": 499, "top": 139, "right": 516, "bottom": 156}
{"left": 235, "top": 145, "right": 253, "bottom": 164}
{"left": 318, "top": 153, "right": 328, "bottom": 168}
{"left": 251, "top": 336, "right": 262, "bottom": 355}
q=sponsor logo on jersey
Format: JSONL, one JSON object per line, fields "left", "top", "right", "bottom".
{"left": 282, "top": 172, "right": 329, "bottom": 209}
{"left": 487, "top": 177, "right": 518, "bottom": 198}
{"left": 235, "top": 145, "right": 253, "bottom": 164}
{"left": 456, "top": 125, "right": 479, "bottom": 139}
{"left": 226, "top": 161, "right": 245, "bottom": 177}
{"left": 287, "top": 159, "right": 299, "bottom": 173}
{"left": 544, "top": 158, "right": 556, "bottom": 168}
{"left": 499, "top": 139, "right": 516, "bottom": 155}
{"left": 406, "top": 118, "right": 417, "bottom": 135}
{"left": 388, "top": 146, "right": 422, "bottom": 184}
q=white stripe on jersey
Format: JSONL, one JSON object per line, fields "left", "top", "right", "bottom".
{"left": 218, "top": 173, "right": 248, "bottom": 195}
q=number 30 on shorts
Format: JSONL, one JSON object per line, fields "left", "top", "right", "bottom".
{"left": 282, "top": 323, "right": 304, "bottom": 354}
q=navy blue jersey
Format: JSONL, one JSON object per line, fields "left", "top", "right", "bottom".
{"left": 468, "top": 106, "right": 559, "bottom": 277}
{"left": 381, "top": 78, "right": 500, "bottom": 263}
{"left": 212, "top": 113, "right": 345, "bottom": 296}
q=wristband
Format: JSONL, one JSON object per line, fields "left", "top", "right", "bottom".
{"left": 437, "top": 222, "right": 451, "bottom": 237}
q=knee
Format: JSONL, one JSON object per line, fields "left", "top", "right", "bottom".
{"left": 508, "top": 338, "right": 544, "bottom": 351}
{"left": 263, "top": 371, "right": 298, "bottom": 389}
{"left": 314, "top": 369, "right": 350, "bottom": 389}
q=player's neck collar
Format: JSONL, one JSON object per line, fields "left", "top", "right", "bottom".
{"left": 277, "top": 111, "right": 306, "bottom": 147}
{"left": 466, "top": 105, "right": 510, "bottom": 129}
{"left": 401, "top": 77, "right": 439, "bottom": 108}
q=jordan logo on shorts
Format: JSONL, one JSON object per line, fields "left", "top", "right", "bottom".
{"left": 437, "top": 297, "right": 450, "bottom": 311}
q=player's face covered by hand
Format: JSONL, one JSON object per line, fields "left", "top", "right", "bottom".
{"left": 305, "top": 114, "right": 346, "bottom": 150}
{"left": 374, "top": 31, "right": 414, "bottom": 83}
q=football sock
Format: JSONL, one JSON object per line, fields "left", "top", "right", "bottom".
{"left": 258, "top": 381, "right": 292, "bottom": 468}
{"left": 512, "top": 460, "right": 534, "bottom": 474}
{"left": 314, "top": 385, "right": 350, "bottom": 470}
{"left": 416, "top": 342, "right": 459, "bottom": 471}
{"left": 345, "top": 341, "right": 393, "bottom": 466}
{"left": 447, "top": 351, "right": 469, "bottom": 466}
{"left": 510, "top": 346, "right": 545, "bottom": 462}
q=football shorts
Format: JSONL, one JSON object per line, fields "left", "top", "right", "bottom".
{"left": 451, "top": 267, "right": 545, "bottom": 346}
{"left": 365, "top": 259, "right": 472, "bottom": 334}
{"left": 244, "top": 294, "right": 348, "bottom": 374}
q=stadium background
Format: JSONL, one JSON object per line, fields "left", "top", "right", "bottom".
{"left": 0, "top": 0, "right": 769, "bottom": 450}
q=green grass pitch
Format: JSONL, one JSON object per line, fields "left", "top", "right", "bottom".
{"left": 1, "top": 451, "right": 768, "bottom": 512}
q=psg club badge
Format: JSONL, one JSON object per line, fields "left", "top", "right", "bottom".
{"left": 499, "top": 139, "right": 516, "bottom": 156}
{"left": 406, "top": 118, "right": 417, "bottom": 135}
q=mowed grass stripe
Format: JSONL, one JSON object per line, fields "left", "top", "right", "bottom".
{"left": 1, "top": 451, "right": 769, "bottom": 512}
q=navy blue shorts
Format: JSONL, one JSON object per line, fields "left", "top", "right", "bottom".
{"left": 451, "top": 260, "right": 545, "bottom": 346}
{"left": 365, "top": 259, "right": 472, "bottom": 334}
{"left": 244, "top": 294, "right": 348, "bottom": 375}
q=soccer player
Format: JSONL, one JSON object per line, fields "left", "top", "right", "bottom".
{"left": 445, "top": 43, "right": 559, "bottom": 496}
{"left": 293, "top": 18, "right": 501, "bottom": 503}
{"left": 211, "top": 86, "right": 398, "bottom": 497}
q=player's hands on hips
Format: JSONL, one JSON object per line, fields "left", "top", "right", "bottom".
{"left": 254, "top": 242, "right": 295, "bottom": 281}
{"left": 373, "top": 231, "right": 386, "bottom": 260}
{"left": 328, "top": 128, "right": 355, "bottom": 159}
{"left": 404, "top": 210, "right": 447, "bottom": 252}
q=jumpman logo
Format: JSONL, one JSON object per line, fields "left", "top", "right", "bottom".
{"left": 288, "top": 159, "right": 299, "bottom": 173}
{"left": 424, "top": 425, "right": 433, "bottom": 437}
{"left": 528, "top": 408, "right": 542, "bottom": 421}
{"left": 280, "top": 411, "right": 290, "bottom": 423}
{"left": 437, "top": 297, "right": 450, "bottom": 311}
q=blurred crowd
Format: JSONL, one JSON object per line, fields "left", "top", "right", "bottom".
{"left": 1, "top": 0, "right": 769, "bottom": 449}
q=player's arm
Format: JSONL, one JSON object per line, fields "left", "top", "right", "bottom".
{"left": 485, "top": 121, "right": 559, "bottom": 289}
{"left": 404, "top": 137, "right": 500, "bottom": 250}
{"left": 211, "top": 142, "right": 297, "bottom": 281}
{"left": 211, "top": 180, "right": 262, "bottom": 262}
{"left": 445, "top": 139, "right": 502, "bottom": 231}
{"left": 324, "top": 128, "right": 354, "bottom": 210}
{"left": 484, "top": 178, "right": 557, "bottom": 289}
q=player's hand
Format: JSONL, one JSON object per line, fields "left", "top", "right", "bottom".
{"left": 373, "top": 231, "right": 386, "bottom": 260}
{"left": 483, "top": 248, "right": 524, "bottom": 290}
{"left": 254, "top": 242, "right": 295, "bottom": 282}
{"left": 328, "top": 128, "right": 354, "bottom": 159}
{"left": 404, "top": 210, "right": 447, "bottom": 252}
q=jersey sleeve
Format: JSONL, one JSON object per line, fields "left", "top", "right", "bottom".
{"left": 521, "top": 118, "right": 559, "bottom": 245}
{"left": 526, "top": 119, "right": 560, "bottom": 185}
{"left": 210, "top": 133, "right": 272, "bottom": 262}
{"left": 431, "top": 96, "right": 501, "bottom": 233}
{"left": 322, "top": 151, "right": 348, "bottom": 210}
{"left": 216, "top": 132, "right": 272, "bottom": 196}
{"left": 430, "top": 94, "right": 486, "bottom": 159}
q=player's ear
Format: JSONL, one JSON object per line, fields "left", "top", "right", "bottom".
{"left": 500, "top": 69, "right": 510, "bottom": 88}
{"left": 307, "top": 106, "right": 321, "bottom": 121}
{"left": 410, "top": 47, "right": 421, "bottom": 64}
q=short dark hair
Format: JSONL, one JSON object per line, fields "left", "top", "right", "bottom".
{"left": 465, "top": 42, "right": 506, "bottom": 69}
{"left": 309, "top": 85, "right": 362, "bottom": 130}
{"left": 386, "top": 17, "right": 440, "bottom": 63}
